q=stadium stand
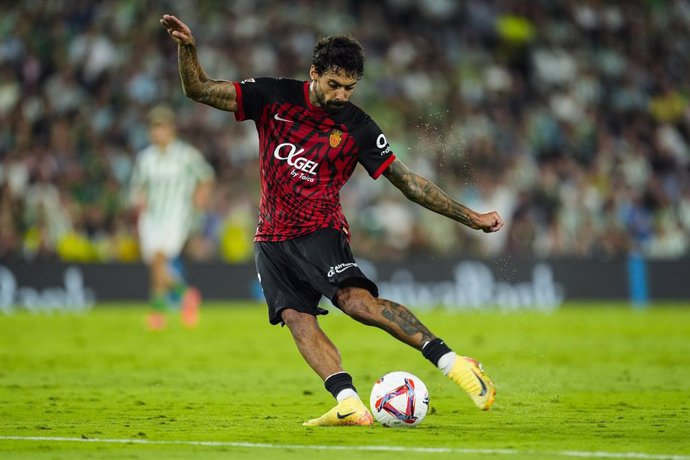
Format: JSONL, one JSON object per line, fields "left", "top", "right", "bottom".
{"left": 0, "top": 0, "right": 688, "bottom": 262}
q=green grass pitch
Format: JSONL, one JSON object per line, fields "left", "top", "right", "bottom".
{"left": 1, "top": 302, "right": 689, "bottom": 459}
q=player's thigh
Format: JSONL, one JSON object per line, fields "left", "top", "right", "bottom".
{"left": 291, "top": 229, "right": 378, "bottom": 305}
{"left": 138, "top": 217, "right": 187, "bottom": 262}
{"left": 254, "top": 241, "right": 324, "bottom": 325}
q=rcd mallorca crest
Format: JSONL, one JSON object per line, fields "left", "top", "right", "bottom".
{"left": 329, "top": 129, "right": 343, "bottom": 148}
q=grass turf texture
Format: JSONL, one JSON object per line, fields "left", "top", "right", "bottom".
{"left": 1, "top": 302, "right": 689, "bottom": 460}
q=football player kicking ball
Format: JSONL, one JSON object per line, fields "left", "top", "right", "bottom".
{"left": 161, "top": 14, "right": 504, "bottom": 426}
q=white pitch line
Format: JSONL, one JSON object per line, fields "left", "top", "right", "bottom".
{"left": 0, "top": 435, "right": 688, "bottom": 460}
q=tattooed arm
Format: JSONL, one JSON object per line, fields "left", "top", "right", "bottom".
{"left": 382, "top": 159, "right": 504, "bottom": 233}
{"left": 160, "top": 15, "right": 237, "bottom": 112}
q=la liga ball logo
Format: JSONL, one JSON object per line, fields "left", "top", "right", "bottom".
{"left": 370, "top": 371, "right": 429, "bottom": 427}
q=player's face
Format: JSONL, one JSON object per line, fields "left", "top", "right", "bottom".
{"left": 149, "top": 122, "right": 176, "bottom": 146}
{"left": 309, "top": 66, "right": 358, "bottom": 112}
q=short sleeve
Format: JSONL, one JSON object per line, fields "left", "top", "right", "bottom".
{"left": 233, "top": 77, "right": 277, "bottom": 122}
{"left": 352, "top": 117, "right": 396, "bottom": 179}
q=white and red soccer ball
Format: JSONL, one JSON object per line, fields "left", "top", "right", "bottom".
{"left": 370, "top": 371, "right": 429, "bottom": 427}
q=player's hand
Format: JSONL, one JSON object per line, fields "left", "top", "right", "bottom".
{"left": 474, "top": 211, "right": 504, "bottom": 233}
{"left": 160, "top": 14, "right": 195, "bottom": 46}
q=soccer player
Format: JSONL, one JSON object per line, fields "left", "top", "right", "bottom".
{"left": 161, "top": 14, "right": 504, "bottom": 425}
{"left": 129, "top": 104, "right": 215, "bottom": 330}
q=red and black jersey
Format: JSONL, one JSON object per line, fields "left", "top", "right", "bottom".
{"left": 233, "top": 77, "right": 396, "bottom": 242}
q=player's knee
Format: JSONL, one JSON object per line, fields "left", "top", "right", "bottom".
{"left": 336, "top": 287, "right": 377, "bottom": 323}
{"left": 281, "top": 308, "right": 315, "bottom": 331}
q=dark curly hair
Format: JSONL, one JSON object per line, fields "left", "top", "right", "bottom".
{"left": 311, "top": 35, "right": 365, "bottom": 80}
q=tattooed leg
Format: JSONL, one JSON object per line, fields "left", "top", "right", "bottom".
{"left": 335, "top": 287, "right": 434, "bottom": 349}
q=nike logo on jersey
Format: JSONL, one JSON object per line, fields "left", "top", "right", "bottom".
{"left": 274, "top": 113, "right": 293, "bottom": 123}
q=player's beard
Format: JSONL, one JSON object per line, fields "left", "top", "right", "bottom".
{"left": 325, "top": 100, "right": 346, "bottom": 111}
{"left": 313, "top": 82, "right": 346, "bottom": 112}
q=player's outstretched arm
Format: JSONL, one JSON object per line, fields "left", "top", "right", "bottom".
{"left": 383, "top": 159, "right": 504, "bottom": 233}
{"left": 160, "top": 14, "right": 237, "bottom": 112}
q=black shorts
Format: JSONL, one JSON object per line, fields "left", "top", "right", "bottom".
{"left": 254, "top": 228, "right": 379, "bottom": 325}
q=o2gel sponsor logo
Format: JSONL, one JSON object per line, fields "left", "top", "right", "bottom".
{"left": 273, "top": 143, "right": 319, "bottom": 182}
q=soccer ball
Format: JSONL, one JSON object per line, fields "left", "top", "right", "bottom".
{"left": 369, "top": 371, "right": 429, "bottom": 427}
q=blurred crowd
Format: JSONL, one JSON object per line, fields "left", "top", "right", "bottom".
{"left": 1, "top": 0, "right": 689, "bottom": 263}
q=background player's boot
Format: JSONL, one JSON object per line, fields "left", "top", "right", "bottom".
{"left": 146, "top": 312, "right": 166, "bottom": 331}
{"left": 146, "top": 295, "right": 168, "bottom": 331}
{"left": 181, "top": 287, "right": 201, "bottom": 328}
{"left": 303, "top": 396, "right": 373, "bottom": 426}
{"left": 447, "top": 356, "right": 496, "bottom": 410}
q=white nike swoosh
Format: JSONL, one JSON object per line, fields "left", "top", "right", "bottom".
{"left": 274, "top": 113, "right": 293, "bottom": 123}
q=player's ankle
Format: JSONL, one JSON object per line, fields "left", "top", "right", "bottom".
{"left": 325, "top": 371, "right": 358, "bottom": 401}
{"left": 335, "top": 388, "right": 358, "bottom": 403}
{"left": 422, "top": 338, "right": 456, "bottom": 375}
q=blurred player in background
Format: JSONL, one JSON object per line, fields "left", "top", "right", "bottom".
{"left": 129, "top": 104, "right": 215, "bottom": 330}
{"left": 161, "top": 14, "right": 503, "bottom": 425}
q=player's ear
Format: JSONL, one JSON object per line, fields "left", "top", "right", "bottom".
{"left": 309, "top": 65, "right": 318, "bottom": 81}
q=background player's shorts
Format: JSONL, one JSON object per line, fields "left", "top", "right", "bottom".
{"left": 254, "top": 228, "right": 379, "bottom": 325}
{"left": 138, "top": 215, "right": 189, "bottom": 263}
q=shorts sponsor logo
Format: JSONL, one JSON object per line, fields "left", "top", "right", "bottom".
{"left": 328, "top": 262, "right": 358, "bottom": 277}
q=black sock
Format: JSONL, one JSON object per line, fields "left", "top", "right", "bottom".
{"left": 422, "top": 338, "right": 452, "bottom": 366}
{"left": 324, "top": 372, "right": 356, "bottom": 399}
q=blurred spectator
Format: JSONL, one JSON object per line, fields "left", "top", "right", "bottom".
{"left": 1, "top": 0, "right": 689, "bottom": 262}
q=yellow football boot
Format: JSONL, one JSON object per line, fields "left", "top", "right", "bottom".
{"left": 303, "top": 396, "right": 374, "bottom": 426}
{"left": 447, "top": 356, "right": 496, "bottom": 410}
